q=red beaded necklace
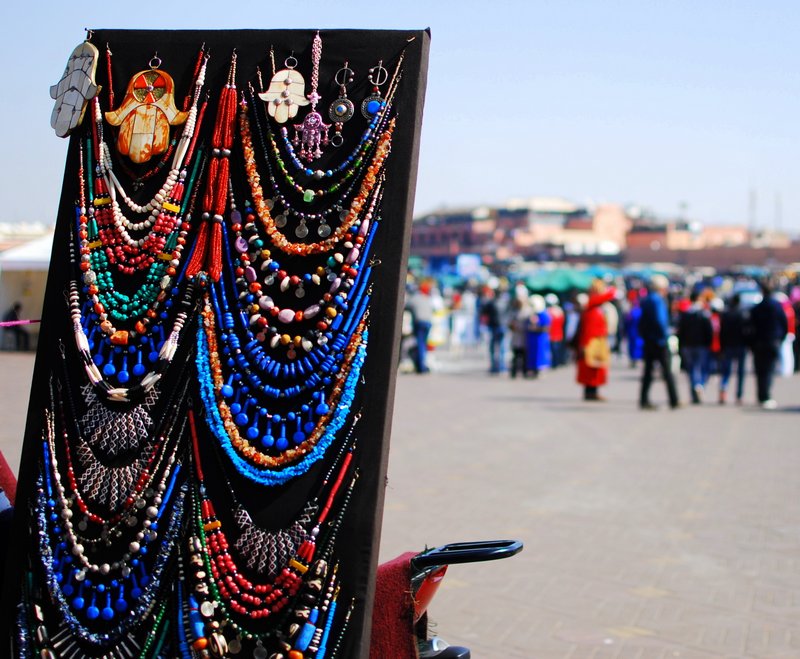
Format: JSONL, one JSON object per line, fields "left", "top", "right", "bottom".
{"left": 188, "top": 409, "right": 355, "bottom": 623}
{"left": 186, "top": 53, "right": 238, "bottom": 282}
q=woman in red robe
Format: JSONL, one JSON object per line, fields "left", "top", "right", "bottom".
{"left": 576, "top": 280, "right": 616, "bottom": 401}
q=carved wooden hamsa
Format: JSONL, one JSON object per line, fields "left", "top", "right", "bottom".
{"left": 105, "top": 66, "right": 188, "bottom": 164}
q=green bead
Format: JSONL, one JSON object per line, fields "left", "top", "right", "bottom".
{"left": 303, "top": 189, "right": 315, "bottom": 203}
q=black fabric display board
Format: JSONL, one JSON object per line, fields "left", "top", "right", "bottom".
{"left": 2, "top": 28, "right": 429, "bottom": 658}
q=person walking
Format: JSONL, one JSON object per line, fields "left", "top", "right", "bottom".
{"left": 677, "top": 291, "right": 713, "bottom": 404}
{"left": 750, "top": 280, "right": 788, "bottom": 408}
{"left": 481, "top": 286, "right": 508, "bottom": 374}
{"left": 718, "top": 294, "right": 749, "bottom": 405}
{"left": 624, "top": 290, "right": 644, "bottom": 368}
{"left": 638, "top": 275, "right": 679, "bottom": 409}
{"left": 508, "top": 296, "right": 531, "bottom": 378}
{"left": 576, "top": 279, "right": 616, "bottom": 401}
{"left": 526, "top": 294, "right": 551, "bottom": 376}
{"left": 406, "top": 281, "right": 434, "bottom": 374}
{"left": 546, "top": 294, "right": 566, "bottom": 368}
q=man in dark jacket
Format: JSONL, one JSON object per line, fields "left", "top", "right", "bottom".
{"left": 750, "top": 280, "right": 788, "bottom": 408}
{"left": 638, "top": 275, "right": 679, "bottom": 409}
{"left": 677, "top": 291, "right": 713, "bottom": 404}
{"left": 718, "top": 294, "right": 749, "bottom": 404}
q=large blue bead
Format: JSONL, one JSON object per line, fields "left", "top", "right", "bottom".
{"left": 261, "top": 435, "right": 275, "bottom": 448}
{"left": 86, "top": 605, "right": 100, "bottom": 620}
{"left": 101, "top": 606, "right": 115, "bottom": 621}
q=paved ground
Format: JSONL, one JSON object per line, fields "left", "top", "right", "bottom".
{"left": 2, "top": 349, "right": 800, "bottom": 657}
{"left": 380, "top": 349, "right": 800, "bottom": 658}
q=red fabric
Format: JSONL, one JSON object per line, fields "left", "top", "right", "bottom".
{"left": 548, "top": 308, "right": 565, "bottom": 341}
{"left": 710, "top": 312, "right": 721, "bottom": 353}
{"left": 370, "top": 552, "right": 419, "bottom": 659}
{"left": 783, "top": 301, "right": 796, "bottom": 337}
{"left": 0, "top": 450, "right": 16, "bottom": 505}
{"left": 576, "top": 289, "right": 615, "bottom": 387}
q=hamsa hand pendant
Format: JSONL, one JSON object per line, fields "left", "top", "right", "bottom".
{"left": 49, "top": 41, "right": 100, "bottom": 138}
{"left": 105, "top": 67, "right": 188, "bottom": 164}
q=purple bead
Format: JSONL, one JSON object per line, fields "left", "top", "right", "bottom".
{"left": 235, "top": 236, "right": 249, "bottom": 253}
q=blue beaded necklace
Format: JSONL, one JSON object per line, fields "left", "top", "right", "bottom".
{"left": 195, "top": 304, "right": 367, "bottom": 487}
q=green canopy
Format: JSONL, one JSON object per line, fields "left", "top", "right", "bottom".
{"left": 524, "top": 268, "right": 594, "bottom": 292}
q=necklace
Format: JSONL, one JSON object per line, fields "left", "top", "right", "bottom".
{"left": 196, "top": 294, "right": 367, "bottom": 486}
{"left": 186, "top": 52, "right": 238, "bottom": 282}
{"left": 185, "top": 408, "right": 358, "bottom": 651}
{"left": 93, "top": 49, "right": 209, "bottom": 258}
{"left": 35, "top": 418, "right": 187, "bottom": 646}
{"left": 241, "top": 95, "right": 394, "bottom": 257}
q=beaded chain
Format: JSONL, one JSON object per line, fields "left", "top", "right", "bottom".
{"left": 184, "top": 408, "right": 360, "bottom": 654}
{"left": 240, "top": 92, "right": 395, "bottom": 256}
{"left": 90, "top": 49, "right": 209, "bottom": 270}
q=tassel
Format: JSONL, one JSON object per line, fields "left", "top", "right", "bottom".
{"left": 187, "top": 53, "right": 237, "bottom": 281}
{"left": 185, "top": 214, "right": 210, "bottom": 277}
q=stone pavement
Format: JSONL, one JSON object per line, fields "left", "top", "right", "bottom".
{"left": 2, "top": 350, "right": 800, "bottom": 657}
{"left": 380, "top": 349, "right": 800, "bottom": 658}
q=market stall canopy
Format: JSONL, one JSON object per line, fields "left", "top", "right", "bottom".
{"left": 524, "top": 268, "right": 594, "bottom": 292}
{"left": 0, "top": 233, "right": 54, "bottom": 271}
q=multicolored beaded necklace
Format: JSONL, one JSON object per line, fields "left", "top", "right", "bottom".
{"left": 32, "top": 407, "right": 187, "bottom": 649}
{"left": 184, "top": 408, "right": 358, "bottom": 655}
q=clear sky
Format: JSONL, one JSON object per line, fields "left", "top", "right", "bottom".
{"left": 2, "top": 1, "right": 798, "bottom": 229}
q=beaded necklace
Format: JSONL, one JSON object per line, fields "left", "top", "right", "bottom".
{"left": 18, "top": 569, "right": 172, "bottom": 659}
{"left": 186, "top": 53, "right": 238, "bottom": 282}
{"left": 35, "top": 422, "right": 187, "bottom": 647}
{"left": 216, "top": 211, "right": 376, "bottom": 387}
{"left": 240, "top": 93, "right": 395, "bottom": 256}
{"left": 78, "top": 139, "right": 205, "bottom": 331}
{"left": 91, "top": 49, "right": 209, "bottom": 270}
{"left": 226, "top": 187, "right": 380, "bottom": 359}
{"left": 196, "top": 296, "right": 367, "bottom": 484}
{"left": 69, "top": 274, "right": 197, "bottom": 402}
{"left": 53, "top": 368, "right": 190, "bottom": 530}
{"left": 185, "top": 409, "right": 358, "bottom": 652}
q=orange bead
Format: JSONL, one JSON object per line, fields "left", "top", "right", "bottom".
{"left": 192, "top": 638, "right": 209, "bottom": 651}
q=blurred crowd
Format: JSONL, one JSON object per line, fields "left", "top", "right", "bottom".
{"left": 402, "top": 271, "right": 800, "bottom": 410}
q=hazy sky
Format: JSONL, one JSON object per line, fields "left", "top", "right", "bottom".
{"left": 2, "top": 1, "right": 798, "bottom": 228}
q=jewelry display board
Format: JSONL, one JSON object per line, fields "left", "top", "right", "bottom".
{"left": 2, "top": 28, "right": 429, "bottom": 658}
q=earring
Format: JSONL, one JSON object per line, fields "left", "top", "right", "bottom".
{"left": 361, "top": 60, "right": 388, "bottom": 119}
{"left": 328, "top": 62, "right": 355, "bottom": 147}
{"left": 293, "top": 31, "right": 330, "bottom": 162}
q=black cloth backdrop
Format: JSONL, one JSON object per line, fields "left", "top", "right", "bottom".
{"left": 2, "top": 28, "right": 429, "bottom": 657}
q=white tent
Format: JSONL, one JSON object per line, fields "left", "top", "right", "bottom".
{"left": 0, "top": 232, "right": 54, "bottom": 349}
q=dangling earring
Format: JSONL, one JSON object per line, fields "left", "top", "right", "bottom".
{"left": 361, "top": 60, "right": 388, "bottom": 119}
{"left": 328, "top": 62, "right": 355, "bottom": 147}
{"left": 293, "top": 31, "right": 330, "bottom": 162}
{"left": 259, "top": 48, "right": 309, "bottom": 124}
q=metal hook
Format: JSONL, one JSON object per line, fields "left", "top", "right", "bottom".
{"left": 149, "top": 52, "right": 162, "bottom": 69}
{"left": 84, "top": 28, "right": 94, "bottom": 42}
